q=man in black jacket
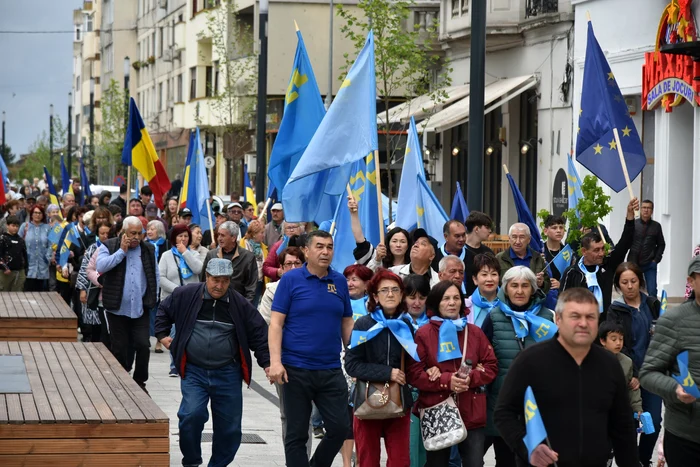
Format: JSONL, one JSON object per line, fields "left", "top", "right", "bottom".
{"left": 156, "top": 258, "right": 270, "bottom": 467}
{"left": 627, "top": 200, "right": 665, "bottom": 298}
{"left": 494, "top": 288, "right": 638, "bottom": 467}
{"left": 560, "top": 198, "right": 639, "bottom": 319}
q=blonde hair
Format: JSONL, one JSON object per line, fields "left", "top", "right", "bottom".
{"left": 245, "top": 219, "right": 264, "bottom": 239}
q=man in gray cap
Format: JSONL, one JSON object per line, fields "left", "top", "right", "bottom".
{"left": 264, "top": 202, "right": 284, "bottom": 247}
{"left": 640, "top": 255, "right": 700, "bottom": 466}
{"left": 156, "top": 258, "right": 270, "bottom": 467}
{"left": 227, "top": 202, "right": 247, "bottom": 237}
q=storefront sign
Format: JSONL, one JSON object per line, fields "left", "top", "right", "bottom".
{"left": 642, "top": 0, "right": 699, "bottom": 112}
{"left": 552, "top": 169, "right": 568, "bottom": 217}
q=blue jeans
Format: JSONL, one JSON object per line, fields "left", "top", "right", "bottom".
{"left": 311, "top": 402, "right": 323, "bottom": 429}
{"left": 449, "top": 444, "right": 461, "bottom": 467}
{"left": 642, "top": 262, "right": 658, "bottom": 298}
{"left": 638, "top": 387, "right": 662, "bottom": 464}
{"left": 168, "top": 325, "right": 176, "bottom": 372}
{"left": 178, "top": 363, "right": 243, "bottom": 467}
{"left": 149, "top": 306, "right": 157, "bottom": 337}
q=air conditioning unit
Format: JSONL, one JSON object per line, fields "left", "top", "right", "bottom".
{"left": 163, "top": 49, "right": 173, "bottom": 62}
{"left": 158, "top": 0, "right": 167, "bottom": 9}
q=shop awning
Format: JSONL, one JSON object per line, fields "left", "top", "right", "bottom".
{"left": 419, "top": 75, "right": 539, "bottom": 133}
{"left": 376, "top": 84, "right": 470, "bottom": 125}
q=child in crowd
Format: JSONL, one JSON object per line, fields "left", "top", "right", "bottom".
{"left": 598, "top": 321, "right": 642, "bottom": 414}
{"left": 0, "top": 215, "right": 28, "bottom": 291}
{"left": 542, "top": 215, "right": 567, "bottom": 309}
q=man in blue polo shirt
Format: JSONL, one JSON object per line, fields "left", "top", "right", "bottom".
{"left": 268, "top": 230, "right": 353, "bottom": 467}
{"left": 496, "top": 222, "right": 550, "bottom": 293}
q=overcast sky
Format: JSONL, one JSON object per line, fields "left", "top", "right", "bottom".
{"left": 0, "top": 0, "right": 75, "bottom": 158}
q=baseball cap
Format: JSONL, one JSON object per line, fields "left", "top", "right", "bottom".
{"left": 412, "top": 228, "right": 438, "bottom": 253}
{"left": 206, "top": 258, "right": 233, "bottom": 277}
{"left": 145, "top": 202, "right": 158, "bottom": 216}
{"left": 179, "top": 208, "right": 193, "bottom": 218}
{"left": 271, "top": 203, "right": 283, "bottom": 211}
{"left": 227, "top": 202, "right": 242, "bottom": 210}
{"left": 688, "top": 256, "right": 700, "bottom": 276}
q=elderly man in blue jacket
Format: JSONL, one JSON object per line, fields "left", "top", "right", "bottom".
{"left": 156, "top": 258, "right": 270, "bottom": 467}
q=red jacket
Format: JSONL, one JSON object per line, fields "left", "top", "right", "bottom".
{"left": 263, "top": 239, "right": 283, "bottom": 281}
{"left": 407, "top": 321, "right": 497, "bottom": 429}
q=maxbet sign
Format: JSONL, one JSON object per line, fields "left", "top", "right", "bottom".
{"left": 642, "top": 0, "right": 700, "bottom": 111}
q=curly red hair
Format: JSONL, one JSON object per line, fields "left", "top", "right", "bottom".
{"left": 366, "top": 268, "right": 406, "bottom": 315}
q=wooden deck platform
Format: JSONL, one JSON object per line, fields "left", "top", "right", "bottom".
{"left": 0, "top": 292, "right": 78, "bottom": 342}
{"left": 0, "top": 341, "right": 169, "bottom": 466}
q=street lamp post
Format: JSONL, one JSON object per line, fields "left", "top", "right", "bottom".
{"left": 255, "top": 0, "right": 269, "bottom": 203}
{"left": 89, "top": 77, "right": 95, "bottom": 183}
{"left": 49, "top": 104, "right": 54, "bottom": 175}
{"left": 325, "top": 0, "right": 334, "bottom": 110}
{"left": 68, "top": 92, "right": 73, "bottom": 178}
{"left": 124, "top": 56, "right": 131, "bottom": 192}
{"left": 1, "top": 111, "right": 5, "bottom": 165}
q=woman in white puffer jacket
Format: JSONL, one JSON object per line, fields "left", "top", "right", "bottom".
{"left": 158, "top": 224, "right": 204, "bottom": 300}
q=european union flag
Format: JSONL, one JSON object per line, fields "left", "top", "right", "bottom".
{"left": 576, "top": 22, "right": 646, "bottom": 192}
{"left": 660, "top": 290, "right": 668, "bottom": 316}
{"left": 506, "top": 172, "right": 543, "bottom": 253}
{"left": 79, "top": 159, "right": 92, "bottom": 200}
{"left": 287, "top": 31, "right": 377, "bottom": 182}
{"left": 450, "top": 181, "right": 469, "bottom": 223}
{"left": 416, "top": 176, "right": 448, "bottom": 240}
{"left": 395, "top": 116, "right": 426, "bottom": 231}
{"left": 60, "top": 155, "right": 71, "bottom": 195}
{"left": 567, "top": 155, "right": 584, "bottom": 213}
{"left": 524, "top": 386, "right": 548, "bottom": 459}
{"left": 283, "top": 31, "right": 377, "bottom": 223}
{"left": 672, "top": 351, "right": 700, "bottom": 398}
{"left": 552, "top": 244, "right": 574, "bottom": 276}
{"left": 267, "top": 30, "right": 325, "bottom": 201}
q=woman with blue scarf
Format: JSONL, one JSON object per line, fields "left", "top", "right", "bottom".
{"left": 406, "top": 280, "right": 498, "bottom": 467}
{"left": 465, "top": 254, "right": 501, "bottom": 328}
{"left": 344, "top": 264, "right": 374, "bottom": 322}
{"left": 239, "top": 220, "right": 268, "bottom": 307}
{"left": 345, "top": 270, "right": 417, "bottom": 466}
{"left": 480, "top": 266, "right": 556, "bottom": 466}
{"left": 146, "top": 220, "right": 169, "bottom": 353}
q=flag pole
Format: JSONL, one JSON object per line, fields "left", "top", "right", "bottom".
{"left": 259, "top": 197, "right": 272, "bottom": 222}
{"left": 205, "top": 198, "right": 215, "bottom": 235}
{"left": 374, "top": 150, "right": 385, "bottom": 244}
{"left": 126, "top": 166, "right": 132, "bottom": 203}
{"left": 612, "top": 127, "right": 639, "bottom": 217}
{"left": 330, "top": 184, "right": 354, "bottom": 237}
{"left": 546, "top": 438, "right": 559, "bottom": 467}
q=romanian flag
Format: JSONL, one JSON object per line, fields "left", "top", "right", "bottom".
{"left": 43, "top": 166, "right": 63, "bottom": 218}
{"left": 121, "top": 98, "right": 170, "bottom": 209}
{"left": 244, "top": 164, "right": 257, "bottom": 216}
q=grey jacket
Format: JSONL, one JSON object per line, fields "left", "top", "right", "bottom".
{"left": 640, "top": 299, "right": 700, "bottom": 443}
{"left": 158, "top": 249, "right": 204, "bottom": 300}
{"left": 617, "top": 352, "right": 642, "bottom": 413}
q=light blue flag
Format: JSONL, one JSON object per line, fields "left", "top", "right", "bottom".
{"left": 524, "top": 386, "right": 548, "bottom": 459}
{"left": 60, "top": 155, "right": 71, "bottom": 195}
{"left": 416, "top": 176, "right": 448, "bottom": 240}
{"left": 48, "top": 222, "right": 64, "bottom": 247}
{"left": 450, "top": 181, "right": 469, "bottom": 223}
{"left": 552, "top": 244, "right": 574, "bottom": 276}
{"left": 395, "top": 116, "right": 426, "bottom": 231}
{"left": 286, "top": 31, "right": 377, "bottom": 185}
{"left": 351, "top": 154, "right": 383, "bottom": 247}
{"left": 567, "top": 154, "right": 584, "bottom": 213}
{"left": 672, "top": 351, "right": 700, "bottom": 398}
{"left": 184, "top": 128, "right": 213, "bottom": 231}
{"left": 660, "top": 290, "right": 668, "bottom": 316}
{"left": 330, "top": 195, "right": 355, "bottom": 272}
{"left": 268, "top": 30, "right": 326, "bottom": 201}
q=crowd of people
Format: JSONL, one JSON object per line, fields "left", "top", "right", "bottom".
{"left": 0, "top": 175, "right": 698, "bottom": 467}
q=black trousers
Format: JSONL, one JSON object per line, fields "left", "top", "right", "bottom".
{"left": 104, "top": 310, "right": 150, "bottom": 386}
{"left": 24, "top": 278, "right": 47, "bottom": 292}
{"left": 483, "top": 435, "right": 526, "bottom": 467}
{"left": 57, "top": 281, "right": 73, "bottom": 305}
{"left": 282, "top": 366, "right": 349, "bottom": 467}
{"left": 664, "top": 431, "right": 700, "bottom": 467}
{"left": 97, "top": 307, "right": 112, "bottom": 350}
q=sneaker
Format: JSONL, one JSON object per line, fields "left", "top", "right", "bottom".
{"left": 313, "top": 427, "right": 325, "bottom": 439}
{"left": 169, "top": 369, "right": 178, "bottom": 378}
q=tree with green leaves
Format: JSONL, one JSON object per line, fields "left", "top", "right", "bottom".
{"left": 337, "top": 0, "right": 451, "bottom": 220}
{"left": 201, "top": 0, "right": 258, "bottom": 191}
{"left": 95, "top": 78, "right": 129, "bottom": 184}
{"left": 11, "top": 116, "right": 67, "bottom": 184}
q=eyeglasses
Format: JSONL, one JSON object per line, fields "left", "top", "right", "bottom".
{"left": 377, "top": 287, "right": 401, "bottom": 296}
{"left": 283, "top": 261, "right": 302, "bottom": 268}
{"left": 32, "top": 211, "right": 42, "bottom": 215}
{"left": 285, "top": 225, "right": 299, "bottom": 231}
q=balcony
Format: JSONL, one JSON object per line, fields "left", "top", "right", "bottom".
{"left": 83, "top": 32, "right": 101, "bottom": 60}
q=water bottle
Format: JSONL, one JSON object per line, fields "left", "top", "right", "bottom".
{"left": 457, "top": 359, "right": 472, "bottom": 379}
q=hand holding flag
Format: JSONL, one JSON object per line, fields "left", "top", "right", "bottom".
{"left": 672, "top": 351, "right": 700, "bottom": 400}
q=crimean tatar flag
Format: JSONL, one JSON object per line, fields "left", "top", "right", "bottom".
{"left": 121, "top": 97, "right": 171, "bottom": 209}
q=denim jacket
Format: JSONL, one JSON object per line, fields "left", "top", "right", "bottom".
{"left": 19, "top": 222, "right": 51, "bottom": 279}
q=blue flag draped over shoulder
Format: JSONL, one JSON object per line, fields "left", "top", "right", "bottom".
{"left": 450, "top": 181, "right": 469, "bottom": 223}
{"left": 673, "top": 351, "right": 700, "bottom": 398}
{"left": 576, "top": 22, "right": 646, "bottom": 192}
{"left": 416, "top": 176, "right": 448, "bottom": 240}
{"left": 395, "top": 116, "right": 426, "bottom": 231}
{"left": 523, "top": 386, "right": 548, "bottom": 458}
{"left": 268, "top": 30, "right": 325, "bottom": 202}
{"left": 506, "top": 172, "right": 543, "bottom": 253}
{"left": 283, "top": 32, "right": 377, "bottom": 223}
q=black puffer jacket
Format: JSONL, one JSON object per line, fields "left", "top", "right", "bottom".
{"left": 628, "top": 218, "right": 665, "bottom": 266}
{"left": 344, "top": 312, "right": 414, "bottom": 411}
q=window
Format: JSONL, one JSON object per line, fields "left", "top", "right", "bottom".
{"left": 104, "top": 0, "right": 114, "bottom": 26}
{"left": 75, "top": 26, "right": 82, "bottom": 41}
{"left": 205, "top": 66, "right": 213, "bottom": 97}
{"left": 159, "top": 82, "right": 163, "bottom": 110}
{"left": 177, "top": 74, "right": 183, "bottom": 102}
{"left": 151, "top": 32, "right": 156, "bottom": 57}
{"left": 103, "top": 45, "right": 114, "bottom": 72}
{"left": 75, "top": 115, "right": 80, "bottom": 139}
{"left": 190, "top": 67, "right": 197, "bottom": 100}
{"left": 192, "top": 0, "right": 198, "bottom": 17}
{"left": 76, "top": 76, "right": 80, "bottom": 91}
{"left": 213, "top": 61, "right": 219, "bottom": 96}
{"left": 85, "top": 14, "right": 93, "bottom": 32}
{"left": 159, "top": 27, "right": 164, "bottom": 57}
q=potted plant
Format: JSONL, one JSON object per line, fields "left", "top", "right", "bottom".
{"left": 148, "top": 55, "right": 156, "bottom": 65}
